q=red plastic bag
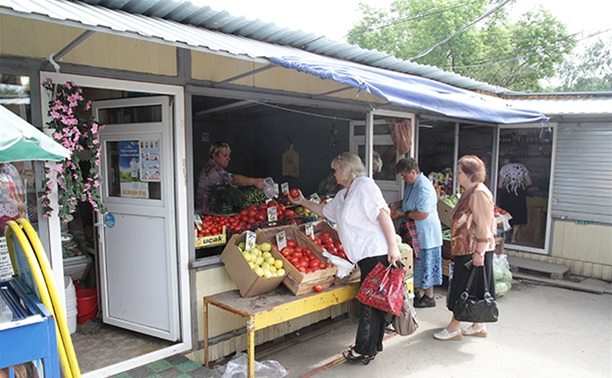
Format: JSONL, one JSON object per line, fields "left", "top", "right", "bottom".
{"left": 356, "top": 262, "right": 406, "bottom": 316}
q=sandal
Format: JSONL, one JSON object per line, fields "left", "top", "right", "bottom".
{"left": 462, "top": 325, "right": 488, "bottom": 338}
{"left": 342, "top": 346, "right": 375, "bottom": 365}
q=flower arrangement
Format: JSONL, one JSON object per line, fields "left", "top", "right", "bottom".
{"left": 40, "top": 79, "right": 106, "bottom": 222}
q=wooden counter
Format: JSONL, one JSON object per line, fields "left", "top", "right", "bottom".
{"left": 203, "top": 283, "right": 359, "bottom": 377}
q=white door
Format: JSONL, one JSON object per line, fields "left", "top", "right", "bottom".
{"left": 93, "top": 96, "right": 179, "bottom": 341}
{"left": 351, "top": 111, "right": 416, "bottom": 204}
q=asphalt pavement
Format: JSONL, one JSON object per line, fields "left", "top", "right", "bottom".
{"left": 262, "top": 278, "right": 612, "bottom": 378}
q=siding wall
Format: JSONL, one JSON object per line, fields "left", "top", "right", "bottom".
{"left": 551, "top": 121, "right": 612, "bottom": 224}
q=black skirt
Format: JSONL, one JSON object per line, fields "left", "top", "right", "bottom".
{"left": 447, "top": 252, "right": 496, "bottom": 313}
{"left": 498, "top": 188, "right": 528, "bottom": 225}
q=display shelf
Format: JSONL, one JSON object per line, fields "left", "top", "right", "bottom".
{"left": 0, "top": 278, "right": 60, "bottom": 377}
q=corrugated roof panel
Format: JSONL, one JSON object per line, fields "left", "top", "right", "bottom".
{"left": 2, "top": 0, "right": 512, "bottom": 93}
{"left": 1, "top": 0, "right": 607, "bottom": 111}
{"left": 509, "top": 97, "right": 612, "bottom": 116}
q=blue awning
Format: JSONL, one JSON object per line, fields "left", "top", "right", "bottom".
{"left": 269, "top": 55, "right": 549, "bottom": 125}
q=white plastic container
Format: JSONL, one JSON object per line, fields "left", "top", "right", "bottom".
{"left": 64, "top": 276, "right": 78, "bottom": 333}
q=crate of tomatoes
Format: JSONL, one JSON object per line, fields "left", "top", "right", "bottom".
{"left": 258, "top": 225, "right": 338, "bottom": 295}
{"left": 299, "top": 220, "right": 360, "bottom": 284}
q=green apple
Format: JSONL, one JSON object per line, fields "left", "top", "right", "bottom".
{"left": 260, "top": 242, "right": 272, "bottom": 252}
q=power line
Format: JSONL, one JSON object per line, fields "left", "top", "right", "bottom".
{"left": 410, "top": 0, "right": 513, "bottom": 60}
{"left": 442, "top": 29, "right": 611, "bottom": 70}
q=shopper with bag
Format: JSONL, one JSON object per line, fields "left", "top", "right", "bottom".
{"left": 434, "top": 155, "right": 497, "bottom": 341}
{"left": 390, "top": 158, "right": 443, "bottom": 308}
{"left": 289, "top": 152, "right": 401, "bottom": 364}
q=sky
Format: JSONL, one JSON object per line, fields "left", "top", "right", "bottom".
{"left": 191, "top": 0, "right": 610, "bottom": 45}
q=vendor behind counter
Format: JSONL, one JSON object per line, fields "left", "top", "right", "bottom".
{"left": 195, "top": 142, "right": 266, "bottom": 214}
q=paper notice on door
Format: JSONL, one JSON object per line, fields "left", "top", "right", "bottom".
{"left": 118, "top": 141, "right": 149, "bottom": 199}
{"left": 0, "top": 237, "right": 14, "bottom": 281}
{"left": 139, "top": 140, "right": 161, "bottom": 182}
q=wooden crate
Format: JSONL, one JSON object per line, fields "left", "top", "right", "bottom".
{"left": 283, "top": 274, "right": 335, "bottom": 296}
{"left": 258, "top": 225, "right": 338, "bottom": 287}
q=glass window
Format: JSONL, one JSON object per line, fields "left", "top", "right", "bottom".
{"left": 98, "top": 104, "right": 162, "bottom": 125}
{"left": 104, "top": 141, "right": 161, "bottom": 200}
{"left": 0, "top": 74, "right": 41, "bottom": 236}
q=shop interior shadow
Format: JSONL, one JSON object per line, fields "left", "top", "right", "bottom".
{"left": 64, "top": 208, "right": 175, "bottom": 374}
{"left": 72, "top": 321, "right": 174, "bottom": 374}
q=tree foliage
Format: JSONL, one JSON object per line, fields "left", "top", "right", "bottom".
{"left": 348, "top": 0, "right": 576, "bottom": 92}
{"left": 554, "top": 37, "right": 612, "bottom": 92}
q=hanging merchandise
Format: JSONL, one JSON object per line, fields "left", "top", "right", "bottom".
{"left": 386, "top": 118, "right": 412, "bottom": 155}
{"left": 282, "top": 144, "right": 300, "bottom": 177}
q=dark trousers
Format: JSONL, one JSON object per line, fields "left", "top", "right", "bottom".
{"left": 355, "top": 254, "right": 389, "bottom": 356}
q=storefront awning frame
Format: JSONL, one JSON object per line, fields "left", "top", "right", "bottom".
{"left": 0, "top": 0, "right": 548, "bottom": 125}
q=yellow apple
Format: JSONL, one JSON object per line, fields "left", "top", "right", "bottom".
{"left": 260, "top": 242, "right": 272, "bottom": 252}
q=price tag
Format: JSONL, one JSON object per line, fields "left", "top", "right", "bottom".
{"left": 304, "top": 223, "right": 315, "bottom": 239}
{"left": 267, "top": 206, "right": 278, "bottom": 221}
{"left": 275, "top": 230, "right": 287, "bottom": 251}
{"left": 281, "top": 182, "right": 289, "bottom": 196}
{"left": 245, "top": 230, "right": 257, "bottom": 251}
{"left": 194, "top": 214, "right": 202, "bottom": 231}
{"left": 309, "top": 193, "right": 322, "bottom": 204}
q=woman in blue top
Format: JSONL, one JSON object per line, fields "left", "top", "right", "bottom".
{"left": 391, "top": 158, "right": 443, "bottom": 308}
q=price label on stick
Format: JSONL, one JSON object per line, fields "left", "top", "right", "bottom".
{"left": 281, "top": 182, "right": 289, "bottom": 196}
{"left": 275, "top": 230, "right": 287, "bottom": 251}
{"left": 305, "top": 223, "right": 315, "bottom": 239}
{"left": 245, "top": 230, "right": 257, "bottom": 252}
{"left": 267, "top": 206, "right": 278, "bottom": 221}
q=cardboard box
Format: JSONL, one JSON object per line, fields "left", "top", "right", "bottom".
{"left": 442, "top": 238, "right": 452, "bottom": 260}
{"left": 258, "top": 224, "right": 338, "bottom": 287}
{"left": 439, "top": 199, "right": 510, "bottom": 229}
{"left": 220, "top": 232, "right": 286, "bottom": 297}
{"left": 437, "top": 199, "right": 453, "bottom": 228}
{"left": 300, "top": 219, "right": 355, "bottom": 275}
{"left": 495, "top": 236, "right": 504, "bottom": 255}
{"left": 441, "top": 237, "right": 502, "bottom": 259}
{"left": 404, "top": 273, "right": 414, "bottom": 297}
{"left": 442, "top": 258, "right": 452, "bottom": 277}
{"left": 399, "top": 248, "right": 413, "bottom": 275}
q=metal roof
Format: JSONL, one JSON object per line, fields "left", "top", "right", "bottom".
{"left": 509, "top": 96, "right": 612, "bottom": 117}
{"left": 1, "top": 0, "right": 610, "bottom": 118}
{"left": 0, "top": 0, "right": 510, "bottom": 94}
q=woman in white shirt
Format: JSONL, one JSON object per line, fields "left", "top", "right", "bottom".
{"left": 289, "top": 152, "right": 400, "bottom": 365}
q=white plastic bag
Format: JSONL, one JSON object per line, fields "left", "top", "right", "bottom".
{"left": 493, "top": 254, "right": 513, "bottom": 297}
{"left": 322, "top": 250, "right": 355, "bottom": 278}
{"left": 211, "top": 353, "right": 288, "bottom": 378}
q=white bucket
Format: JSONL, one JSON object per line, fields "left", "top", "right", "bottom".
{"left": 64, "top": 276, "right": 78, "bottom": 330}
{"left": 66, "top": 307, "right": 78, "bottom": 334}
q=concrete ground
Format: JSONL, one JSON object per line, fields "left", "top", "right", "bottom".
{"left": 262, "top": 279, "right": 612, "bottom": 378}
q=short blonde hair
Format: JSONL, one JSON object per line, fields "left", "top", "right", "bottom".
{"left": 209, "top": 142, "right": 230, "bottom": 157}
{"left": 331, "top": 152, "right": 365, "bottom": 183}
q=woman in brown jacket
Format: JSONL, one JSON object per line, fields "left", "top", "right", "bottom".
{"left": 434, "top": 155, "right": 497, "bottom": 341}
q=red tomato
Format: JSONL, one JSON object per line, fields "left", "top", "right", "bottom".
{"left": 287, "top": 239, "right": 297, "bottom": 248}
{"left": 290, "top": 188, "right": 300, "bottom": 198}
{"left": 313, "top": 285, "right": 323, "bottom": 292}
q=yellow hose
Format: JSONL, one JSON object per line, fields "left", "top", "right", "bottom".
{"left": 5, "top": 220, "right": 76, "bottom": 378}
{"left": 17, "top": 218, "right": 82, "bottom": 378}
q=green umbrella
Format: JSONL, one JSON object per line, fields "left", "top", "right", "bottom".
{"left": 0, "top": 104, "right": 71, "bottom": 163}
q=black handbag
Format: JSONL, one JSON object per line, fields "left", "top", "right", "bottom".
{"left": 453, "top": 264, "right": 499, "bottom": 323}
